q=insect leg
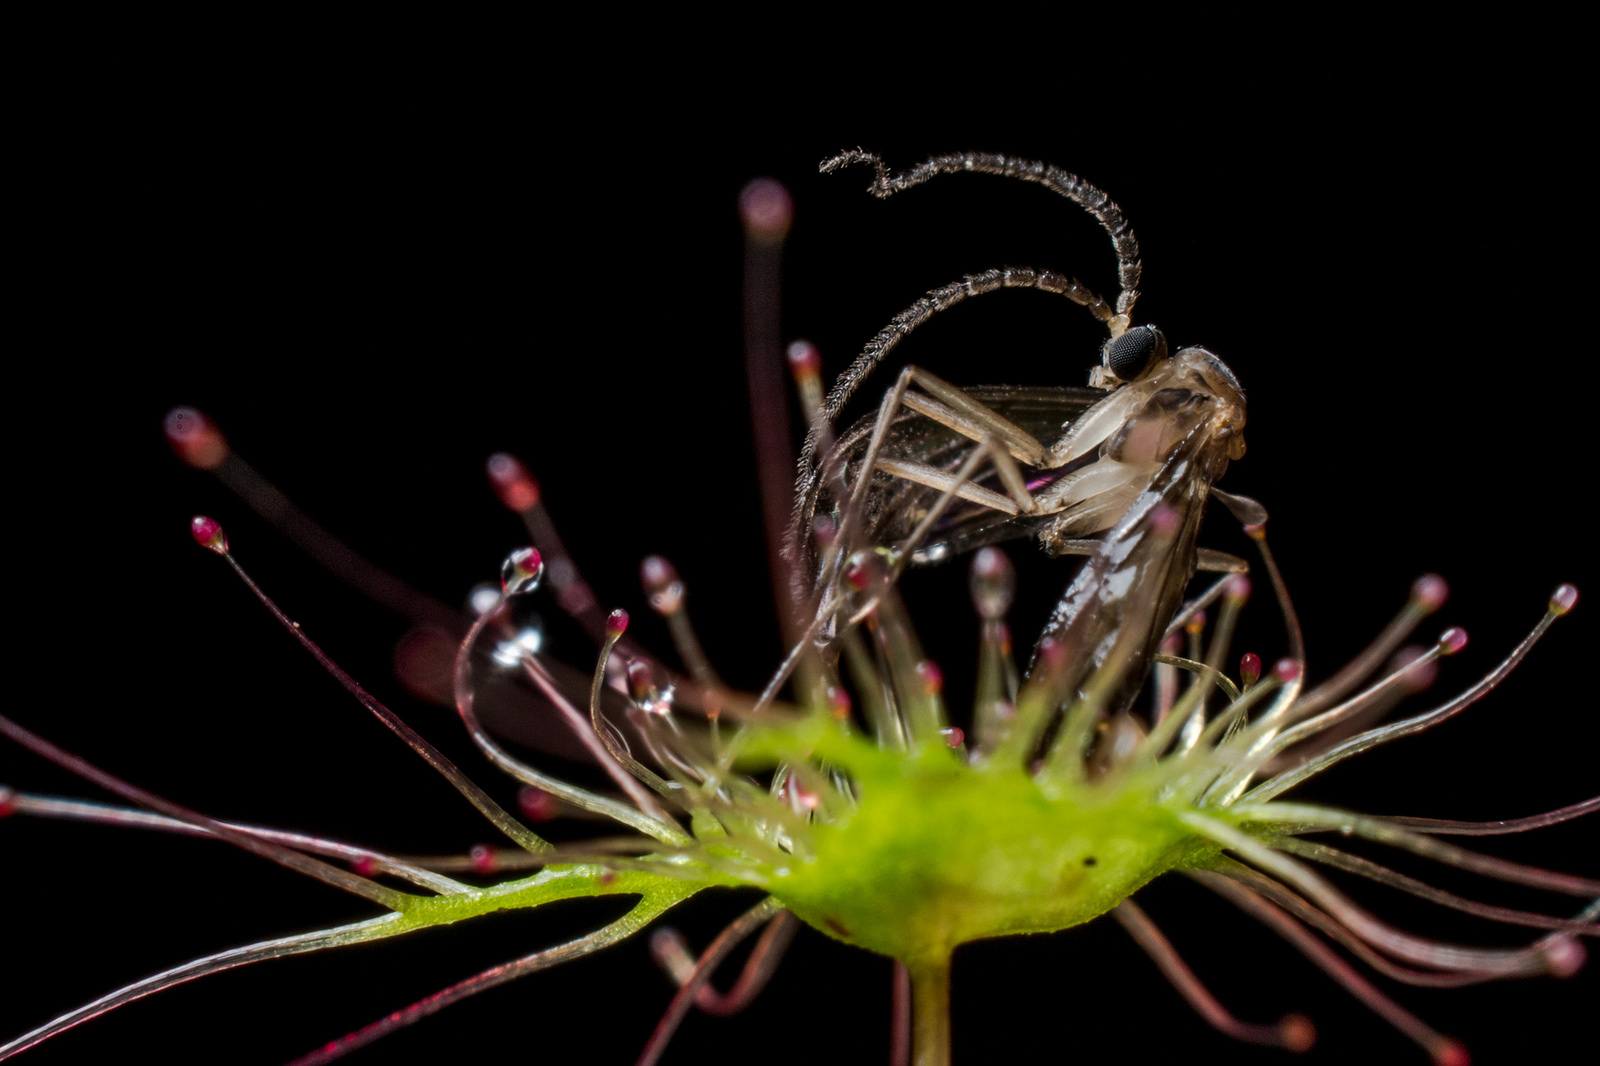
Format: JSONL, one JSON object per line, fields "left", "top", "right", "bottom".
{"left": 1045, "top": 540, "right": 1247, "bottom": 574}
{"left": 849, "top": 365, "right": 1047, "bottom": 516}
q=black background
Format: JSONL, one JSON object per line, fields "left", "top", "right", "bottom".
{"left": 7, "top": 45, "right": 1595, "bottom": 1066}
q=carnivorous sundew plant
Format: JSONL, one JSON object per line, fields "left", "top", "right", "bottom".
{"left": 7, "top": 137, "right": 1595, "bottom": 1066}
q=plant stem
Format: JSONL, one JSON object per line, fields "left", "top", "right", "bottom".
{"left": 909, "top": 955, "right": 952, "bottom": 1066}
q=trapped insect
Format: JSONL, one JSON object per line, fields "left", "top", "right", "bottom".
{"left": 797, "top": 151, "right": 1265, "bottom": 721}
{"left": 5, "top": 141, "right": 1595, "bottom": 1066}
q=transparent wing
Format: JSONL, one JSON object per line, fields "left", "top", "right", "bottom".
{"left": 798, "top": 385, "right": 1105, "bottom": 576}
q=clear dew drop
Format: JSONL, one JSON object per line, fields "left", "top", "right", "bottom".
{"left": 490, "top": 624, "right": 545, "bottom": 667}
{"left": 626, "top": 659, "right": 674, "bottom": 716}
{"left": 641, "top": 555, "right": 684, "bottom": 615}
{"left": 500, "top": 546, "right": 544, "bottom": 596}
{"left": 969, "top": 547, "right": 1016, "bottom": 619}
{"left": 468, "top": 583, "right": 501, "bottom": 617}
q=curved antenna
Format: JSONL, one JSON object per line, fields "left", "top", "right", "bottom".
{"left": 818, "top": 265, "right": 1119, "bottom": 430}
{"left": 822, "top": 149, "right": 1143, "bottom": 318}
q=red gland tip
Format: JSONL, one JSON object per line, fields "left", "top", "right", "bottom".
{"left": 1411, "top": 573, "right": 1449, "bottom": 612}
{"left": 1273, "top": 657, "right": 1301, "bottom": 683}
{"left": 351, "top": 855, "right": 377, "bottom": 877}
{"left": 826, "top": 686, "right": 852, "bottom": 719}
{"left": 605, "top": 608, "right": 630, "bottom": 636}
{"left": 0, "top": 786, "right": 16, "bottom": 818}
{"left": 1430, "top": 1037, "right": 1470, "bottom": 1066}
{"left": 739, "top": 177, "right": 793, "bottom": 243}
{"left": 163, "top": 406, "right": 229, "bottom": 469}
{"left": 500, "top": 547, "right": 544, "bottom": 595}
{"left": 1239, "top": 652, "right": 1262, "bottom": 687}
{"left": 486, "top": 453, "right": 540, "bottom": 512}
{"left": 518, "top": 786, "right": 560, "bottom": 822}
{"left": 787, "top": 339, "right": 822, "bottom": 378}
{"left": 916, "top": 659, "right": 944, "bottom": 696}
{"left": 844, "top": 552, "right": 876, "bottom": 591}
{"left": 1225, "top": 573, "right": 1252, "bottom": 604}
{"left": 190, "top": 515, "right": 228, "bottom": 554}
{"left": 940, "top": 726, "right": 965, "bottom": 749}
{"left": 469, "top": 844, "right": 497, "bottom": 876}
{"left": 1278, "top": 1013, "right": 1316, "bottom": 1054}
{"left": 1437, "top": 626, "right": 1468, "bottom": 656}
{"left": 1550, "top": 583, "right": 1579, "bottom": 616}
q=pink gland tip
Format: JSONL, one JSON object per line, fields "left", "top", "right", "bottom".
{"left": 1543, "top": 933, "right": 1586, "bottom": 978}
{"left": 469, "top": 844, "right": 496, "bottom": 876}
{"left": 486, "top": 453, "right": 540, "bottom": 512}
{"left": 1239, "top": 652, "right": 1262, "bottom": 686}
{"left": 1037, "top": 637, "right": 1067, "bottom": 669}
{"left": 1411, "top": 573, "right": 1449, "bottom": 611}
{"left": 1273, "top": 657, "right": 1301, "bottom": 683}
{"left": 606, "top": 608, "right": 629, "bottom": 636}
{"left": 1225, "top": 573, "right": 1252, "bottom": 603}
{"left": 916, "top": 659, "right": 944, "bottom": 695}
{"left": 1550, "top": 583, "right": 1579, "bottom": 615}
{"left": 190, "top": 515, "right": 228, "bottom": 554}
{"left": 642, "top": 555, "right": 684, "bottom": 614}
{"left": 640, "top": 555, "right": 677, "bottom": 589}
{"left": 649, "top": 927, "right": 687, "bottom": 965}
{"left": 1438, "top": 626, "right": 1468, "bottom": 655}
{"left": 738, "top": 177, "right": 794, "bottom": 242}
{"left": 941, "top": 726, "right": 965, "bottom": 748}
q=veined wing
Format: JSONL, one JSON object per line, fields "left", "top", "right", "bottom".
{"left": 798, "top": 384, "right": 1105, "bottom": 575}
{"left": 1033, "top": 387, "right": 1238, "bottom": 718}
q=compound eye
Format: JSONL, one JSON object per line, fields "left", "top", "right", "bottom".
{"left": 1102, "top": 325, "right": 1168, "bottom": 381}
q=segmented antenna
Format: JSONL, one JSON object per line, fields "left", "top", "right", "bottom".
{"left": 821, "top": 150, "right": 1142, "bottom": 316}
